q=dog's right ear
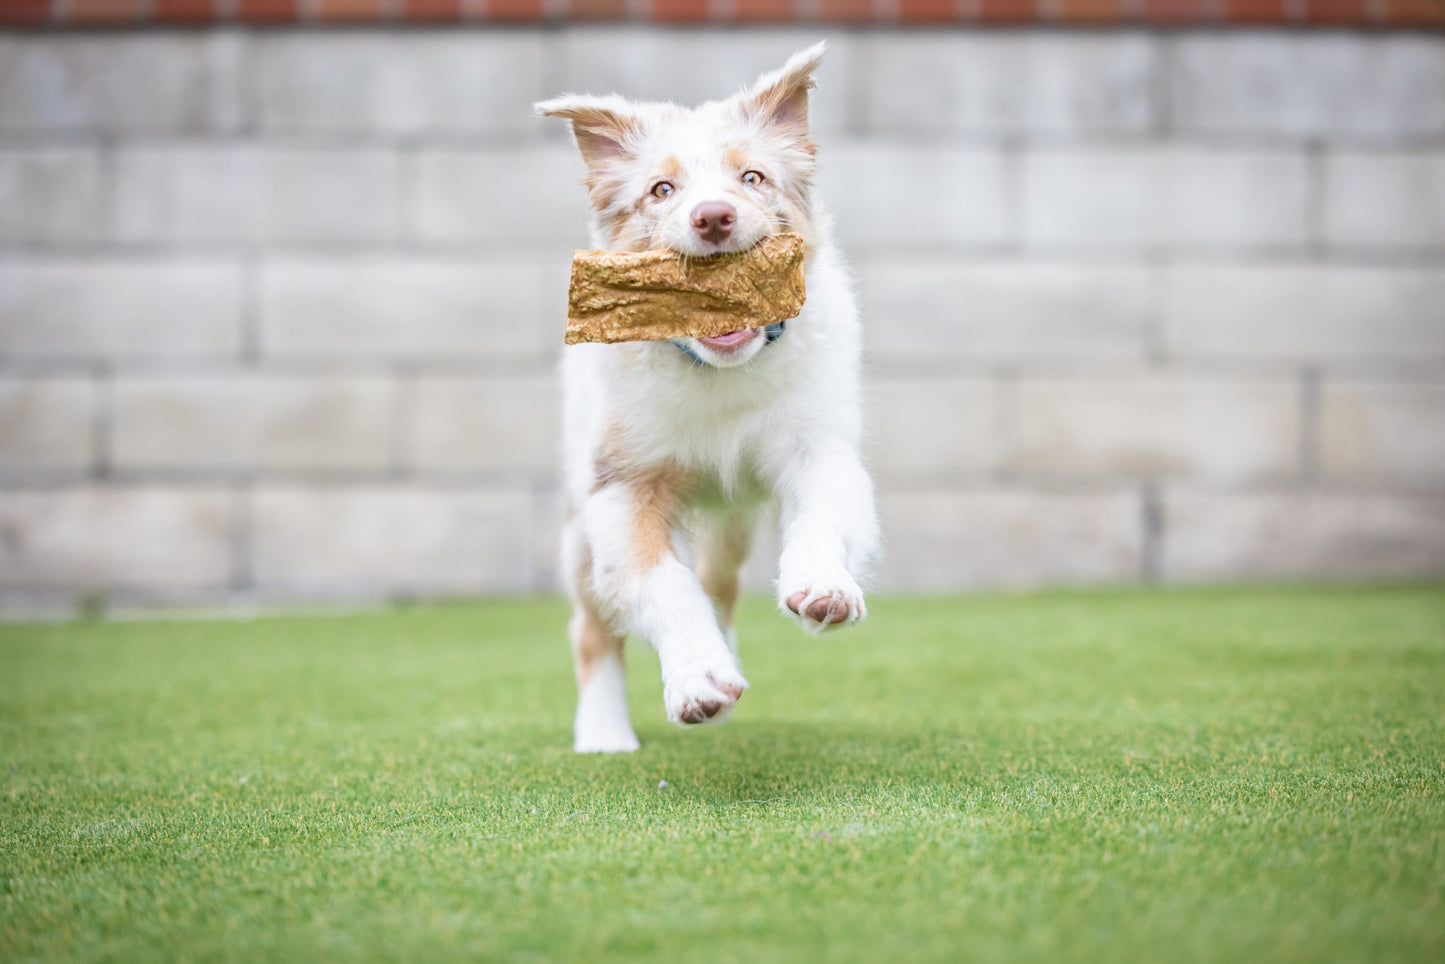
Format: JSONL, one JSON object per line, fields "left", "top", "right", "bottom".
{"left": 535, "top": 94, "right": 639, "bottom": 168}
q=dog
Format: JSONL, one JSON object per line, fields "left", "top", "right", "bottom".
{"left": 536, "top": 42, "right": 879, "bottom": 753}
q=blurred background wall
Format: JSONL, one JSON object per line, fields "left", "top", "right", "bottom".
{"left": 1, "top": 1, "right": 1443, "bottom": 613}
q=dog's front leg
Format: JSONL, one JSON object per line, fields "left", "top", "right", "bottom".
{"left": 584, "top": 477, "right": 748, "bottom": 725}
{"left": 774, "top": 444, "right": 880, "bottom": 633}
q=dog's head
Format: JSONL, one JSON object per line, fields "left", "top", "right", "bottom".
{"left": 537, "top": 43, "right": 825, "bottom": 368}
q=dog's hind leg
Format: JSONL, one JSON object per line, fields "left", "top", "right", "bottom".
{"left": 694, "top": 509, "right": 756, "bottom": 653}
{"left": 563, "top": 516, "right": 639, "bottom": 754}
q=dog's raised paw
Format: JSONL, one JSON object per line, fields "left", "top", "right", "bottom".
{"left": 663, "top": 661, "right": 748, "bottom": 726}
{"left": 780, "top": 573, "right": 866, "bottom": 634}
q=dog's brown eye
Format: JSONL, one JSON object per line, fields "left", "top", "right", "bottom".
{"left": 651, "top": 181, "right": 675, "bottom": 199}
{"left": 741, "top": 170, "right": 765, "bottom": 187}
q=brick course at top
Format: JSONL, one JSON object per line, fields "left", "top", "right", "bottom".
{"left": 1, "top": 0, "right": 1442, "bottom": 27}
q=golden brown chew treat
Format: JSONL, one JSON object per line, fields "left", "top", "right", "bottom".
{"left": 565, "top": 233, "right": 806, "bottom": 345}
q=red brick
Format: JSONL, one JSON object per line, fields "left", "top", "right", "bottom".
{"left": 0, "top": 0, "right": 51, "bottom": 24}
{"left": 1381, "top": 0, "right": 1445, "bottom": 23}
{"left": 403, "top": 0, "right": 462, "bottom": 19}
{"left": 897, "top": 0, "right": 955, "bottom": 19}
{"left": 153, "top": 0, "right": 217, "bottom": 20}
{"left": 65, "top": 0, "right": 141, "bottom": 21}
{"left": 235, "top": 0, "right": 299, "bottom": 21}
{"left": 1140, "top": 0, "right": 1204, "bottom": 19}
{"left": 1222, "top": 0, "right": 1288, "bottom": 19}
{"left": 484, "top": 0, "right": 546, "bottom": 18}
{"left": 815, "top": 0, "right": 875, "bottom": 18}
{"left": 1304, "top": 0, "right": 1371, "bottom": 21}
{"left": 734, "top": 0, "right": 795, "bottom": 19}
{"left": 1057, "top": 0, "right": 1121, "bottom": 19}
{"left": 651, "top": 0, "right": 709, "bottom": 20}
{"left": 315, "top": 0, "right": 385, "bottom": 18}
{"left": 568, "top": 0, "right": 629, "bottom": 16}
{"left": 977, "top": 0, "right": 1034, "bottom": 20}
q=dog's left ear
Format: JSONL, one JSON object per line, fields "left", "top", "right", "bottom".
{"left": 742, "top": 41, "right": 826, "bottom": 137}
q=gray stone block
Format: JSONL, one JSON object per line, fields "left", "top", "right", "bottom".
{"left": 112, "top": 375, "right": 396, "bottom": 473}
{"left": 1, "top": 27, "right": 1440, "bottom": 605}
{"left": 0, "top": 149, "right": 102, "bottom": 243}
{"left": 410, "top": 375, "right": 560, "bottom": 476}
{"left": 866, "top": 377, "right": 997, "bottom": 482}
{"left": 1324, "top": 152, "right": 1445, "bottom": 251}
{"left": 1011, "top": 375, "right": 1302, "bottom": 485}
{"left": 0, "top": 259, "right": 244, "bottom": 360}
{"left": 1163, "top": 264, "right": 1445, "bottom": 365}
{"left": 876, "top": 488, "right": 1143, "bottom": 591}
{"left": 0, "top": 486, "right": 234, "bottom": 590}
{"left": 1163, "top": 493, "right": 1445, "bottom": 581}
{"left": 864, "top": 33, "right": 1157, "bottom": 136}
{"left": 0, "top": 33, "right": 245, "bottom": 133}
{"left": 0, "top": 377, "right": 95, "bottom": 476}
{"left": 559, "top": 28, "right": 855, "bottom": 136}
{"left": 1170, "top": 35, "right": 1445, "bottom": 143}
{"left": 114, "top": 147, "right": 401, "bottom": 244}
{"left": 251, "top": 485, "right": 534, "bottom": 596}
{"left": 859, "top": 260, "right": 1150, "bottom": 364}
{"left": 260, "top": 257, "right": 558, "bottom": 360}
{"left": 410, "top": 147, "right": 589, "bottom": 244}
{"left": 256, "top": 32, "right": 547, "bottom": 136}
{"left": 1022, "top": 148, "right": 1309, "bottom": 250}
{"left": 817, "top": 144, "right": 1010, "bottom": 249}
{"left": 1318, "top": 380, "right": 1445, "bottom": 490}
{"left": 528, "top": 484, "right": 565, "bottom": 595}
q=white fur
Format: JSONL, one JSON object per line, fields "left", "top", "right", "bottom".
{"left": 539, "top": 42, "right": 880, "bottom": 752}
{"left": 572, "top": 653, "right": 639, "bottom": 754}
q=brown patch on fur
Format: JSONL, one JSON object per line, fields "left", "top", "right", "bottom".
{"left": 583, "top": 169, "right": 629, "bottom": 218}
{"left": 772, "top": 193, "right": 817, "bottom": 252}
{"left": 591, "top": 421, "right": 629, "bottom": 494}
{"left": 589, "top": 158, "right": 676, "bottom": 247}
{"left": 590, "top": 192, "right": 657, "bottom": 252}
{"left": 591, "top": 450, "right": 621, "bottom": 495}
{"left": 695, "top": 514, "right": 753, "bottom": 628}
{"left": 568, "top": 543, "right": 625, "bottom": 686}
{"left": 592, "top": 422, "right": 696, "bottom": 572}
{"left": 698, "top": 564, "right": 741, "bottom": 627}
{"left": 724, "top": 146, "right": 749, "bottom": 171}
{"left": 629, "top": 464, "right": 692, "bottom": 571}
{"left": 570, "top": 567, "right": 625, "bottom": 686}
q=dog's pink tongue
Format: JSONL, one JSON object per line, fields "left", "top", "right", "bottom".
{"left": 699, "top": 329, "right": 755, "bottom": 350}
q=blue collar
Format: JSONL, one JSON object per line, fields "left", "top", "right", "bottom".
{"left": 673, "top": 321, "right": 787, "bottom": 367}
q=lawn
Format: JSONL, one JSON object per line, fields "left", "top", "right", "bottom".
{"left": 2, "top": 585, "right": 1443, "bottom": 963}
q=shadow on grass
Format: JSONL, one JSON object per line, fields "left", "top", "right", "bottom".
{"left": 528, "top": 718, "right": 985, "bottom": 808}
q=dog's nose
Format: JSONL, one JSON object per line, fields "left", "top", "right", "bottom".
{"left": 690, "top": 202, "right": 736, "bottom": 244}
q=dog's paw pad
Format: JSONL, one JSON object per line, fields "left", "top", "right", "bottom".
{"left": 664, "top": 663, "right": 748, "bottom": 726}
{"left": 780, "top": 575, "right": 866, "bottom": 634}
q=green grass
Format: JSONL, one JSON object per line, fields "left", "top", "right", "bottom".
{"left": 2, "top": 585, "right": 1443, "bottom": 963}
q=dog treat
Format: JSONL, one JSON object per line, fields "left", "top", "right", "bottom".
{"left": 565, "top": 232, "right": 806, "bottom": 345}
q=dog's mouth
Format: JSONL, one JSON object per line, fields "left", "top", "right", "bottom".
{"left": 675, "top": 229, "right": 771, "bottom": 261}
{"left": 696, "top": 328, "right": 762, "bottom": 353}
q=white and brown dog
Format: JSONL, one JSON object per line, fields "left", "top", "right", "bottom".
{"left": 537, "top": 42, "right": 879, "bottom": 753}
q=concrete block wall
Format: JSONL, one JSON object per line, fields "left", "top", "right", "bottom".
{"left": 1, "top": 28, "right": 1443, "bottom": 612}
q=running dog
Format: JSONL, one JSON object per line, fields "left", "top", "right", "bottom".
{"left": 537, "top": 42, "right": 879, "bottom": 752}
